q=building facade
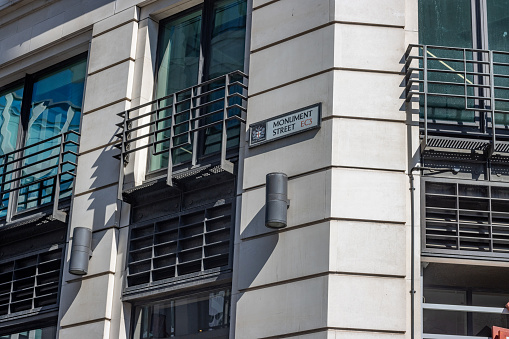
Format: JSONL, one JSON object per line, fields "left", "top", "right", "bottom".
{"left": 0, "top": 0, "right": 507, "bottom": 338}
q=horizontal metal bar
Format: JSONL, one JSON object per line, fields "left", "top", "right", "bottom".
{"left": 422, "top": 334, "right": 490, "bottom": 339}
{"left": 423, "top": 303, "right": 509, "bottom": 314}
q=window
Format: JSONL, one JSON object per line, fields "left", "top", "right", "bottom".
{"left": 131, "top": 288, "right": 231, "bottom": 339}
{"left": 0, "top": 54, "right": 86, "bottom": 220}
{"left": 150, "top": 0, "right": 247, "bottom": 172}
{"left": 423, "top": 263, "right": 509, "bottom": 337}
{"left": 416, "top": 0, "right": 509, "bottom": 129}
{"left": 0, "top": 325, "right": 57, "bottom": 339}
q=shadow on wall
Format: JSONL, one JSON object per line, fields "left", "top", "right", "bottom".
{"left": 237, "top": 203, "right": 279, "bottom": 297}
{"left": 58, "top": 228, "right": 107, "bottom": 327}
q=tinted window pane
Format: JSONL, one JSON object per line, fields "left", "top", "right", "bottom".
{"left": 419, "top": 0, "right": 473, "bottom": 48}
{"left": 156, "top": 10, "right": 202, "bottom": 98}
{"left": 0, "top": 86, "right": 22, "bottom": 155}
{"left": 487, "top": 0, "right": 509, "bottom": 52}
{"left": 132, "top": 289, "right": 230, "bottom": 339}
{"left": 152, "top": 10, "right": 202, "bottom": 171}
{"left": 0, "top": 86, "right": 22, "bottom": 217}
{"left": 202, "top": 0, "right": 246, "bottom": 156}
{"left": 418, "top": 0, "right": 474, "bottom": 123}
{"left": 487, "top": 0, "right": 509, "bottom": 121}
{"left": 207, "top": 0, "right": 247, "bottom": 80}
{"left": 0, "top": 325, "right": 56, "bottom": 339}
{"left": 19, "top": 57, "right": 86, "bottom": 211}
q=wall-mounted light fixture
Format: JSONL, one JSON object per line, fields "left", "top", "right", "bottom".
{"left": 265, "top": 172, "right": 290, "bottom": 228}
{"left": 69, "top": 227, "right": 92, "bottom": 275}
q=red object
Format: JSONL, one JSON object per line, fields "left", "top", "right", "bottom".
{"left": 506, "top": 302, "right": 509, "bottom": 312}
{"left": 493, "top": 326, "right": 509, "bottom": 339}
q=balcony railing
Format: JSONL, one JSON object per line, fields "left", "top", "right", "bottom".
{"left": 0, "top": 131, "right": 79, "bottom": 223}
{"left": 405, "top": 44, "right": 509, "bottom": 156}
{"left": 114, "top": 70, "right": 248, "bottom": 196}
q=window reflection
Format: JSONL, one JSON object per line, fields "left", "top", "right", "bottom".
{"left": 18, "top": 58, "right": 86, "bottom": 212}
{"left": 133, "top": 289, "right": 230, "bottom": 339}
{"left": 151, "top": 0, "right": 246, "bottom": 172}
{"left": 0, "top": 325, "right": 56, "bottom": 339}
{"left": 0, "top": 86, "right": 23, "bottom": 217}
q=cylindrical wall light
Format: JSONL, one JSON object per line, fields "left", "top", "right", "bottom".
{"left": 265, "top": 172, "right": 290, "bottom": 228}
{"left": 69, "top": 227, "right": 92, "bottom": 275}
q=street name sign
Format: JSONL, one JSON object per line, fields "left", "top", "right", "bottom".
{"left": 249, "top": 103, "right": 321, "bottom": 147}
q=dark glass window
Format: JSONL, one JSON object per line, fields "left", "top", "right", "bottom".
{"left": 151, "top": 0, "right": 247, "bottom": 171}
{"left": 417, "top": 0, "right": 509, "bottom": 127}
{"left": 423, "top": 263, "right": 509, "bottom": 337}
{"left": 0, "top": 55, "right": 86, "bottom": 218}
{"left": 0, "top": 325, "right": 57, "bottom": 339}
{"left": 132, "top": 288, "right": 230, "bottom": 339}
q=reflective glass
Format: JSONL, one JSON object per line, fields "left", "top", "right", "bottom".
{"left": 0, "top": 85, "right": 23, "bottom": 217}
{"left": 207, "top": 0, "right": 247, "bottom": 80}
{"left": 487, "top": 0, "right": 509, "bottom": 124}
{"left": 202, "top": 0, "right": 247, "bottom": 156}
{"left": 18, "top": 58, "right": 86, "bottom": 212}
{"left": 152, "top": 9, "right": 202, "bottom": 171}
{"left": 132, "top": 289, "right": 230, "bottom": 339}
{"left": 151, "top": 1, "right": 247, "bottom": 172}
{"left": 0, "top": 326, "right": 56, "bottom": 339}
{"left": 418, "top": 0, "right": 474, "bottom": 123}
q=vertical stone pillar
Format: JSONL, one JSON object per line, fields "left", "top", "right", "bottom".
{"left": 233, "top": 0, "right": 410, "bottom": 338}
{"left": 57, "top": 7, "right": 139, "bottom": 339}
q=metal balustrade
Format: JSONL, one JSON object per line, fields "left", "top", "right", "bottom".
{"left": 405, "top": 44, "right": 509, "bottom": 155}
{"left": 0, "top": 131, "right": 80, "bottom": 223}
{"left": 114, "top": 70, "right": 248, "bottom": 196}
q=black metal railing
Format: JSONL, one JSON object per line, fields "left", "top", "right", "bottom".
{"left": 405, "top": 44, "right": 509, "bottom": 155}
{"left": 0, "top": 131, "right": 80, "bottom": 222}
{"left": 114, "top": 70, "right": 248, "bottom": 194}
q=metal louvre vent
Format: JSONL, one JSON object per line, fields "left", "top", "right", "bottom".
{"left": 424, "top": 181, "right": 509, "bottom": 257}
{"left": 426, "top": 136, "right": 491, "bottom": 151}
{"left": 0, "top": 248, "right": 62, "bottom": 316}
{"left": 127, "top": 202, "right": 232, "bottom": 288}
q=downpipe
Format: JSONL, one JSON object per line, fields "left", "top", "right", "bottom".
{"left": 408, "top": 166, "right": 459, "bottom": 339}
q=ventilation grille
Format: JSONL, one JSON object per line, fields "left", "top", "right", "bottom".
{"left": 127, "top": 203, "right": 232, "bottom": 288}
{"left": 0, "top": 248, "right": 62, "bottom": 316}
{"left": 424, "top": 181, "right": 509, "bottom": 256}
{"left": 426, "top": 137, "right": 491, "bottom": 151}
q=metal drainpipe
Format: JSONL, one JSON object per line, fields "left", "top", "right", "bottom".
{"left": 408, "top": 166, "right": 459, "bottom": 339}
{"left": 409, "top": 168, "right": 418, "bottom": 339}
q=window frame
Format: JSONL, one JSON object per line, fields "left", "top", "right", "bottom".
{"left": 417, "top": 0, "right": 509, "bottom": 136}
{"left": 129, "top": 285, "right": 232, "bottom": 339}
{"left": 147, "top": 0, "right": 248, "bottom": 177}
{"left": 0, "top": 52, "right": 88, "bottom": 222}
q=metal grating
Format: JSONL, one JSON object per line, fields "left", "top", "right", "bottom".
{"left": 0, "top": 248, "right": 62, "bottom": 316}
{"left": 426, "top": 136, "right": 491, "bottom": 151}
{"left": 126, "top": 202, "right": 232, "bottom": 288}
{"left": 423, "top": 181, "right": 509, "bottom": 257}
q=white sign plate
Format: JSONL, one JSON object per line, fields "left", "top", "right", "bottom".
{"left": 249, "top": 103, "right": 321, "bottom": 147}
